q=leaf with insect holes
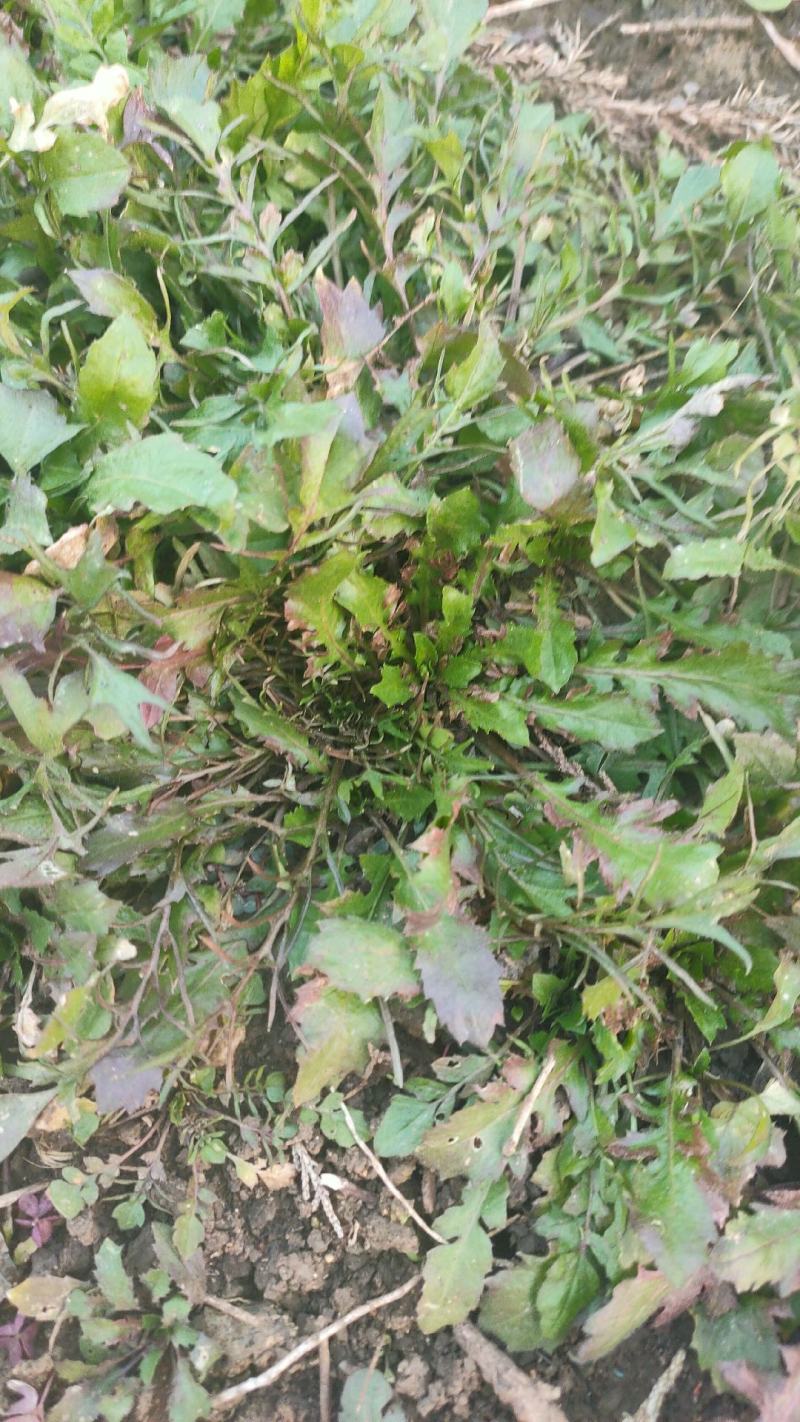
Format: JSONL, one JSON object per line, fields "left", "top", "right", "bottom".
{"left": 7, "top": 1274, "right": 79, "bottom": 1321}
{"left": 415, "top": 914, "right": 503, "bottom": 1048}
{"left": 0, "top": 575, "right": 57, "bottom": 652}
{"left": 291, "top": 983, "right": 383, "bottom": 1106}
{"left": 303, "top": 918, "right": 420, "bottom": 1001}
{"left": 0, "top": 385, "right": 82, "bottom": 477}
{"left": 416, "top": 1072, "right": 534, "bottom": 1182}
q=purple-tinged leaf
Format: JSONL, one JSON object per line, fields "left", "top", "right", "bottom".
{"left": 415, "top": 914, "right": 503, "bottom": 1048}
{"left": 89, "top": 1052, "right": 163, "bottom": 1115}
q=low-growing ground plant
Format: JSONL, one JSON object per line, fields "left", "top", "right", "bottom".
{"left": 1, "top": 0, "right": 800, "bottom": 1417}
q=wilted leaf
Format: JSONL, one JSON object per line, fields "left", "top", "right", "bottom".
{"left": 590, "top": 480, "right": 636, "bottom": 566}
{"left": 587, "top": 644, "right": 799, "bottom": 737}
{"left": 168, "top": 1356, "right": 209, "bottom": 1422}
{"left": 664, "top": 537, "right": 744, "bottom": 581}
{"left": 69, "top": 268, "right": 159, "bottom": 338}
{"left": 89, "top": 1052, "right": 163, "bottom": 1114}
{"left": 510, "top": 418, "right": 580, "bottom": 512}
{"left": 712, "top": 1207, "right": 800, "bottom": 1294}
{"left": 0, "top": 475, "right": 51, "bottom": 553}
{"left": 418, "top": 1224, "right": 492, "bottom": 1333}
{"left": 15, "top": 64, "right": 129, "bottom": 151}
{"left": 0, "top": 574, "right": 57, "bottom": 650}
{"left": 374, "top": 1093, "right": 443, "bottom": 1158}
{"left": 284, "top": 550, "right": 358, "bottom": 664}
{"left": 537, "top": 1250, "right": 601, "bottom": 1344}
{"left": 444, "top": 323, "right": 504, "bottom": 410}
{"left": 578, "top": 1268, "right": 672, "bottom": 1361}
{"left": 150, "top": 54, "right": 220, "bottom": 158}
{"left": 721, "top": 1345, "right": 800, "bottom": 1422}
{"left": 452, "top": 691, "right": 530, "bottom": 747}
{"left": 317, "top": 274, "right": 384, "bottom": 395}
{"left": 529, "top": 693, "right": 660, "bottom": 751}
{"left": 631, "top": 1155, "right": 718, "bottom": 1285}
{"left": 415, "top": 914, "right": 503, "bottom": 1048}
{"left": 303, "top": 918, "right": 419, "bottom": 1001}
{"left": 88, "top": 653, "right": 168, "bottom": 751}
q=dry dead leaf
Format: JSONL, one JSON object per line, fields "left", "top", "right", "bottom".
{"left": 25, "top": 516, "right": 117, "bottom": 575}
{"left": 10, "top": 64, "right": 130, "bottom": 152}
{"left": 258, "top": 1161, "right": 296, "bottom": 1191}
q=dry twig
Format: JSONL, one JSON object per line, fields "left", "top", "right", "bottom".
{"left": 211, "top": 1274, "right": 421, "bottom": 1410}
{"left": 620, "top": 16, "right": 751, "bottom": 36}
{"left": 319, "top": 1337, "right": 331, "bottom": 1422}
{"left": 624, "top": 1348, "right": 686, "bottom": 1422}
{"left": 489, "top": 0, "right": 564, "bottom": 16}
{"left": 338, "top": 1099, "right": 446, "bottom": 1244}
{"left": 759, "top": 15, "right": 800, "bottom": 76}
{"left": 454, "top": 1321, "right": 568, "bottom": 1422}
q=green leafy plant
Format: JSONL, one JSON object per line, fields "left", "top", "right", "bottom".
{"left": 1, "top": 0, "right": 800, "bottom": 1416}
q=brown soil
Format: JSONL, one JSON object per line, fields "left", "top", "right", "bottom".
{"left": 521, "top": 0, "right": 800, "bottom": 105}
